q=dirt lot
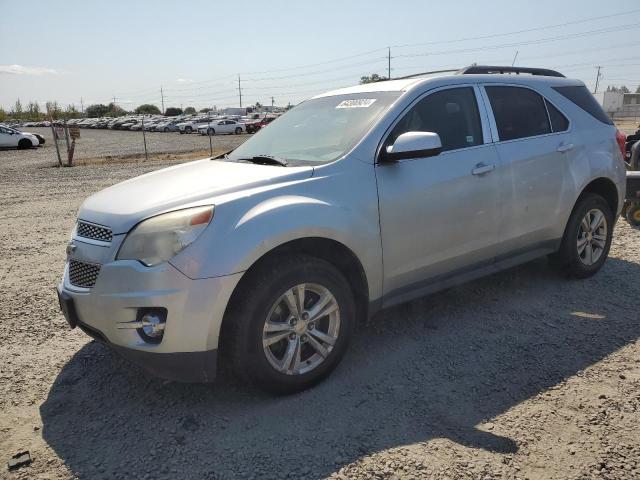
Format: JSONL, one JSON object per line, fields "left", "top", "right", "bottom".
{"left": 1, "top": 128, "right": 639, "bottom": 480}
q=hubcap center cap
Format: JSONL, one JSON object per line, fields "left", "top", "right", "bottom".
{"left": 294, "top": 322, "right": 307, "bottom": 335}
{"left": 587, "top": 232, "right": 593, "bottom": 242}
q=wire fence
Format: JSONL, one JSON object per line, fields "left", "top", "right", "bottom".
{"left": 42, "top": 123, "right": 247, "bottom": 167}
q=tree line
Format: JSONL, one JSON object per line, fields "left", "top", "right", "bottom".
{"left": 0, "top": 99, "right": 203, "bottom": 122}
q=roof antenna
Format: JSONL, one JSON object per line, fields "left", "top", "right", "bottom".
{"left": 511, "top": 51, "right": 519, "bottom": 67}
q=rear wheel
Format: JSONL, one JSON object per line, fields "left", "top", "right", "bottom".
{"left": 185, "top": 126, "right": 192, "bottom": 134}
{"left": 222, "top": 255, "right": 355, "bottom": 394}
{"left": 626, "top": 203, "right": 640, "bottom": 227}
{"left": 164, "top": 127, "right": 169, "bottom": 132}
{"left": 235, "top": 127, "right": 242, "bottom": 134}
{"left": 550, "top": 193, "right": 613, "bottom": 278}
{"left": 208, "top": 128, "right": 215, "bottom": 136}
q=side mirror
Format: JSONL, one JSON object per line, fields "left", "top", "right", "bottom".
{"left": 381, "top": 131, "right": 442, "bottom": 162}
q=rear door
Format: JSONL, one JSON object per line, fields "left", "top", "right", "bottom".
{"left": 481, "top": 85, "right": 574, "bottom": 256}
{"left": 376, "top": 85, "right": 503, "bottom": 303}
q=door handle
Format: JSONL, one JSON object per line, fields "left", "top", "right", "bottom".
{"left": 471, "top": 163, "right": 495, "bottom": 175}
{"left": 557, "top": 143, "right": 574, "bottom": 153}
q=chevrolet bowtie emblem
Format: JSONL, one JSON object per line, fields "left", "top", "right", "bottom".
{"left": 66, "top": 242, "right": 77, "bottom": 256}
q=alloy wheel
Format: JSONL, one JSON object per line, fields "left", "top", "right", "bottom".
{"left": 577, "top": 208, "right": 607, "bottom": 265}
{"left": 262, "top": 283, "right": 340, "bottom": 375}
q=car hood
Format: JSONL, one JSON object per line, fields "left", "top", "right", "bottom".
{"left": 79, "top": 159, "right": 314, "bottom": 234}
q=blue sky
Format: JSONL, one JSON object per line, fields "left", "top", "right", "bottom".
{"left": 1, "top": 0, "right": 639, "bottom": 112}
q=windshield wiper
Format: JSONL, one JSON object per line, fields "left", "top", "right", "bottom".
{"left": 239, "top": 155, "right": 288, "bottom": 167}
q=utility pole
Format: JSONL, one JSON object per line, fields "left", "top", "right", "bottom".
{"left": 160, "top": 86, "right": 165, "bottom": 114}
{"left": 594, "top": 66, "right": 602, "bottom": 94}
{"left": 511, "top": 50, "right": 519, "bottom": 67}
{"left": 238, "top": 74, "right": 243, "bottom": 108}
{"left": 387, "top": 47, "right": 391, "bottom": 80}
{"left": 271, "top": 96, "right": 274, "bottom": 109}
{"left": 80, "top": 97, "right": 84, "bottom": 115}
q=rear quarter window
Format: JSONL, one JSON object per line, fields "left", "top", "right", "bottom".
{"left": 552, "top": 85, "right": 613, "bottom": 125}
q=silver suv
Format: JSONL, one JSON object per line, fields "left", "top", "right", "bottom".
{"left": 57, "top": 66, "right": 626, "bottom": 393}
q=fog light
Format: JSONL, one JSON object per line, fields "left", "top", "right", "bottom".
{"left": 136, "top": 308, "right": 167, "bottom": 344}
{"left": 141, "top": 313, "right": 165, "bottom": 338}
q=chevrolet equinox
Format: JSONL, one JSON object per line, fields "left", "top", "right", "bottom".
{"left": 57, "top": 66, "right": 627, "bottom": 393}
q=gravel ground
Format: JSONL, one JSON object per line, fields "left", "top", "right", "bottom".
{"left": 1, "top": 131, "right": 639, "bottom": 480}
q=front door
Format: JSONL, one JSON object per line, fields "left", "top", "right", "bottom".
{"left": 0, "top": 127, "right": 14, "bottom": 147}
{"left": 376, "top": 85, "right": 502, "bottom": 304}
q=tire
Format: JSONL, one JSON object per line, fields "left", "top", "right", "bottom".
{"left": 164, "top": 127, "right": 169, "bottom": 132}
{"left": 185, "top": 126, "right": 192, "bottom": 134}
{"left": 235, "top": 127, "right": 242, "bottom": 134}
{"left": 179, "top": 130, "right": 185, "bottom": 135}
{"left": 208, "top": 128, "right": 215, "bottom": 136}
{"left": 550, "top": 193, "right": 614, "bottom": 278}
{"left": 626, "top": 203, "right": 640, "bottom": 227}
{"left": 222, "top": 254, "right": 355, "bottom": 394}
{"left": 18, "top": 139, "right": 32, "bottom": 149}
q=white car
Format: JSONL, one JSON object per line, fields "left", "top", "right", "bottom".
{"left": 198, "top": 119, "right": 245, "bottom": 135}
{"left": 0, "top": 124, "right": 41, "bottom": 148}
{"left": 175, "top": 118, "right": 211, "bottom": 134}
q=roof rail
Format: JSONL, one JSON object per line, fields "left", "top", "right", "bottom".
{"left": 459, "top": 65, "right": 565, "bottom": 78}
{"left": 392, "top": 69, "right": 459, "bottom": 80}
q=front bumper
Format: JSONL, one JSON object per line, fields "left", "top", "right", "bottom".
{"left": 58, "top": 251, "right": 243, "bottom": 382}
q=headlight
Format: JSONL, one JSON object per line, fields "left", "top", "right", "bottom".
{"left": 116, "top": 205, "right": 214, "bottom": 266}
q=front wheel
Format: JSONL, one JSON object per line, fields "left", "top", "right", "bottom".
{"left": 18, "top": 138, "right": 33, "bottom": 149}
{"left": 222, "top": 255, "right": 355, "bottom": 394}
{"left": 235, "top": 127, "right": 242, "bottom": 134}
{"left": 549, "top": 193, "right": 613, "bottom": 278}
{"left": 185, "top": 126, "right": 192, "bottom": 134}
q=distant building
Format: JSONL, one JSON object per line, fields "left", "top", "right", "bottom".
{"left": 595, "top": 91, "right": 640, "bottom": 118}
{"left": 219, "top": 107, "right": 247, "bottom": 116}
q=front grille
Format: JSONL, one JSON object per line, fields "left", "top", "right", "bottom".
{"left": 76, "top": 221, "right": 113, "bottom": 242}
{"left": 68, "top": 260, "right": 101, "bottom": 289}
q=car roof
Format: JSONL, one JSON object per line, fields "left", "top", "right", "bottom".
{"left": 312, "top": 69, "right": 584, "bottom": 99}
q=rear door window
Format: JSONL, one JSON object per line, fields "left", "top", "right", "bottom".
{"left": 486, "top": 86, "right": 551, "bottom": 141}
{"left": 388, "top": 86, "right": 483, "bottom": 152}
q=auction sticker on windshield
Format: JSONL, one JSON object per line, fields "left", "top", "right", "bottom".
{"left": 336, "top": 98, "right": 377, "bottom": 108}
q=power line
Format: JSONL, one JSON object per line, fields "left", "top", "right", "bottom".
{"left": 240, "top": 48, "right": 388, "bottom": 75}
{"left": 394, "top": 24, "right": 640, "bottom": 59}
{"left": 242, "top": 57, "right": 387, "bottom": 82}
{"left": 390, "top": 8, "right": 640, "bottom": 48}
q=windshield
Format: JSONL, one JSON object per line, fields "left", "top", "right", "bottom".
{"left": 228, "top": 91, "right": 401, "bottom": 165}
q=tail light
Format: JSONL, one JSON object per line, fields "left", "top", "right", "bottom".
{"left": 615, "top": 129, "right": 626, "bottom": 158}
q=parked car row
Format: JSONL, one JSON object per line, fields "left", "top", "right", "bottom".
{"left": 10, "top": 113, "right": 281, "bottom": 136}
